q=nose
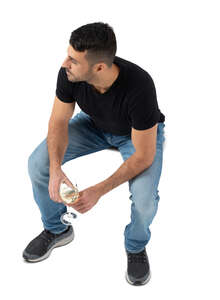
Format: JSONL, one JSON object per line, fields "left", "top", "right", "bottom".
{"left": 62, "top": 57, "right": 70, "bottom": 68}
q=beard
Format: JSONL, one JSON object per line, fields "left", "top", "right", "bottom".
{"left": 66, "top": 70, "right": 77, "bottom": 82}
{"left": 66, "top": 68, "right": 94, "bottom": 84}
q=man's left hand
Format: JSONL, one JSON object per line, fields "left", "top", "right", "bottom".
{"left": 67, "top": 185, "right": 102, "bottom": 214}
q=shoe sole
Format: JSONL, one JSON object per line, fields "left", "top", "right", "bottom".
{"left": 125, "top": 270, "right": 151, "bottom": 286}
{"left": 23, "top": 230, "right": 74, "bottom": 263}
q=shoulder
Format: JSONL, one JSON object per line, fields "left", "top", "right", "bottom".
{"left": 115, "top": 56, "right": 156, "bottom": 94}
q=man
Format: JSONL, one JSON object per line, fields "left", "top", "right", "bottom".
{"left": 23, "top": 22, "right": 166, "bottom": 286}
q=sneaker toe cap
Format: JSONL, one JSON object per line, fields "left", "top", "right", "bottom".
{"left": 126, "top": 270, "right": 151, "bottom": 285}
{"left": 22, "top": 249, "right": 41, "bottom": 260}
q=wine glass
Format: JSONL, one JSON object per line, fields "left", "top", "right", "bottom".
{"left": 59, "top": 177, "right": 79, "bottom": 226}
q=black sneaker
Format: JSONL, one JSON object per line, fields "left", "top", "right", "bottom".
{"left": 125, "top": 248, "right": 151, "bottom": 285}
{"left": 22, "top": 226, "right": 74, "bottom": 263}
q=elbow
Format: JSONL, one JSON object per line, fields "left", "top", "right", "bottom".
{"left": 134, "top": 155, "right": 155, "bottom": 168}
{"left": 138, "top": 152, "right": 156, "bottom": 168}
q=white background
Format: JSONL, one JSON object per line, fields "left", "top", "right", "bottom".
{"left": 0, "top": 0, "right": 219, "bottom": 298}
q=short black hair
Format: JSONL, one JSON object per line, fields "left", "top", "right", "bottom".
{"left": 69, "top": 22, "right": 117, "bottom": 68}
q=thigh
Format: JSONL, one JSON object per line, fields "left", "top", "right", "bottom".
{"left": 63, "top": 110, "right": 112, "bottom": 163}
{"left": 28, "top": 110, "right": 112, "bottom": 172}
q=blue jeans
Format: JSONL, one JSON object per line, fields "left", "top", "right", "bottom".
{"left": 28, "top": 110, "right": 165, "bottom": 253}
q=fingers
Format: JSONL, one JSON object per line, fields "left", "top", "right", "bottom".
{"left": 54, "top": 192, "right": 64, "bottom": 203}
{"left": 49, "top": 183, "right": 65, "bottom": 204}
{"left": 48, "top": 169, "right": 77, "bottom": 204}
{"left": 49, "top": 176, "right": 78, "bottom": 204}
{"left": 62, "top": 177, "right": 76, "bottom": 190}
{"left": 70, "top": 198, "right": 91, "bottom": 214}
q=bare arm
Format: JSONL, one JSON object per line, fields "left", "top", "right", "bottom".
{"left": 46, "top": 96, "right": 75, "bottom": 173}
{"left": 47, "top": 121, "right": 69, "bottom": 172}
{"left": 94, "top": 124, "right": 158, "bottom": 196}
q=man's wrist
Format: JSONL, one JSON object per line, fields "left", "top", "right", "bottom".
{"left": 94, "top": 181, "right": 110, "bottom": 197}
{"left": 49, "top": 164, "right": 61, "bottom": 173}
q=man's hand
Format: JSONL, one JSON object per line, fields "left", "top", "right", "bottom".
{"left": 49, "top": 167, "right": 76, "bottom": 204}
{"left": 67, "top": 185, "right": 102, "bottom": 214}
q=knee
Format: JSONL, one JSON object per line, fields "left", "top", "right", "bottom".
{"left": 28, "top": 153, "right": 38, "bottom": 181}
{"left": 133, "top": 193, "right": 158, "bottom": 221}
{"left": 28, "top": 139, "right": 49, "bottom": 181}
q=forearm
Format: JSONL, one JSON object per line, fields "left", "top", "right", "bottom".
{"left": 95, "top": 154, "right": 152, "bottom": 196}
{"left": 47, "top": 121, "right": 69, "bottom": 172}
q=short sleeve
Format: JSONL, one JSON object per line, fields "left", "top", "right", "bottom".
{"left": 128, "top": 79, "right": 161, "bottom": 130}
{"left": 55, "top": 67, "right": 76, "bottom": 103}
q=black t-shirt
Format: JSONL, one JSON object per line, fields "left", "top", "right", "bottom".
{"left": 55, "top": 55, "right": 165, "bottom": 135}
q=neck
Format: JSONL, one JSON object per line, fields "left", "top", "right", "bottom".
{"left": 89, "top": 63, "right": 120, "bottom": 93}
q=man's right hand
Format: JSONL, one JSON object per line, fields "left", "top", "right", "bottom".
{"left": 48, "top": 168, "right": 75, "bottom": 203}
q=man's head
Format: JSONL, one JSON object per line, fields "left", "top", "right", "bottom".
{"left": 62, "top": 22, "right": 117, "bottom": 84}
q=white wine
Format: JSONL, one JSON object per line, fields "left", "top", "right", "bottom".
{"left": 59, "top": 181, "right": 79, "bottom": 204}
